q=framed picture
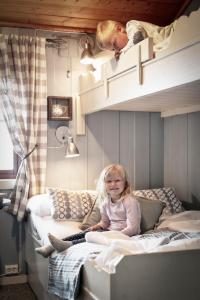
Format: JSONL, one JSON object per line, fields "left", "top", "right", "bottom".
{"left": 47, "top": 96, "right": 72, "bottom": 121}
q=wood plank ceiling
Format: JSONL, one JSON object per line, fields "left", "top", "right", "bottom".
{"left": 0, "top": 0, "right": 193, "bottom": 33}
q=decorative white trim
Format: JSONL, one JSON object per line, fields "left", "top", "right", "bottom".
{"left": 137, "top": 44, "right": 142, "bottom": 85}
{"left": 161, "top": 105, "right": 200, "bottom": 117}
{"left": 76, "top": 95, "right": 86, "bottom": 135}
{"left": 0, "top": 179, "right": 15, "bottom": 189}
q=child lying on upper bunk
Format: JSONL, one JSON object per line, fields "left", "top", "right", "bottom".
{"left": 36, "top": 164, "right": 141, "bottom": 257}
{"left": 96, "top": 19, "right": 177, "bottom": 60}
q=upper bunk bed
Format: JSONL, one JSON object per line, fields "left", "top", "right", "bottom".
{"left": 78, "top": 8, "right": 200, "bottom": 121}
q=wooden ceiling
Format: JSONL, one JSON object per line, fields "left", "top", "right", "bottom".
{"left": 0, "top": 0, "right": 194, "bottom": 34}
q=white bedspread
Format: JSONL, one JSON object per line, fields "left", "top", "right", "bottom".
{"left": 86, "top": 211, "right": 200, "bottom": 273}
{"left": 86, "top": 231, "right": 170, "bottom": 273}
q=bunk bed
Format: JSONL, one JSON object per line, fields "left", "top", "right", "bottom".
{"left": 24, "top": 9, "right": 200, "bottom": 300}
{"left": 78, "top": 8, "right": 200, "bottom": 126}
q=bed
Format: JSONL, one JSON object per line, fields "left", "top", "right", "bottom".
{"left": 77, "top": 8, "right": 200, "bottom": 130}
{"left": 24, "top": 187, "right": 200, "bottom": 300}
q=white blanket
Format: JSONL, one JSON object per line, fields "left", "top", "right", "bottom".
{"left": 86, "top": 231, "right": 171, "bottom": 273}
{"left": 86, "top": 211, "right": 200, "bottom": 273}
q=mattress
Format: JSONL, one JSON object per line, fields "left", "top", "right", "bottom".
{"left": 29, "top": 213, "right": 82, "bottom": 246}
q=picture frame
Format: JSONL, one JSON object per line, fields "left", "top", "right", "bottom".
{"left": 47, "top": 96, "right": 72, "bottom": 121}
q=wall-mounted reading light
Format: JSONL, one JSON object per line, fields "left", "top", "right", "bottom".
{"left": 48, "top": 125, "right": 80, "bottom": 158}
{"left": 65, "top": 136, "right": 79, "bottom": 158}
{"left": 79, "top": 35, "right": 95, "bottom": 65}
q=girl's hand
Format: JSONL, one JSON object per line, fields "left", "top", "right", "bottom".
{"left": 88, "top": 224, "right": 102, "bottom": 231}
{"left": 115, "top": 50, "right": 121, "bottom": 61}
{"left": 88, "top": 226, "right": 96, "bottom": 231}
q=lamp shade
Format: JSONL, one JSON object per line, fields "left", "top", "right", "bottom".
{"left": 65, "top": 137, "right": 80, "bottom": 158}
{"left": 80, "top": 41, "right": 94, "bottom": 64}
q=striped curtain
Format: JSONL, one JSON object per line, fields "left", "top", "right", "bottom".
{"left": 0, "top": 34, "right": 47, "bottom": 221}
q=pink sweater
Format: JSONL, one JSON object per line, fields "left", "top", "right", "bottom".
{"left": 99, "top": 195, "right": 141, "bottom": 236}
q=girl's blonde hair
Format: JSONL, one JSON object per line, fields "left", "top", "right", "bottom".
{"left": 96, "top": 20, "right": 125, "bottom": 50}
{"left": 96, "top": 164, "right": 131, "bottom": 203}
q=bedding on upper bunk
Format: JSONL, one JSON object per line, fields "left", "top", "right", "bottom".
{"left": 122, "top": 20, "right": 177, "bottom": 54}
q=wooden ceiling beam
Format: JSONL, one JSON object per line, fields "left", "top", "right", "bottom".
{"left": 0, "top": 0, "right": 195, "bottom": 33}
{"left": 0, "top": 21, "right": 95, "bottom": 33}
{"left": 175, "top": 0, "right": 194, "bottom": 18}
{"left": 0, "top": 7, "right": 172, "bottom": 27}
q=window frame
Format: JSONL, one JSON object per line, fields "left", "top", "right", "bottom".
{"left": 0, "top": 152, "right": 19, "bottom": 179}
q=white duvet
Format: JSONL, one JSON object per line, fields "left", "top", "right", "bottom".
{"left": 86, "top": 211, "right": 200, "bottom": 273}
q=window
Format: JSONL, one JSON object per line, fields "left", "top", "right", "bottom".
{"left": 0, "top": 109, "right": 18, "bottom": 179}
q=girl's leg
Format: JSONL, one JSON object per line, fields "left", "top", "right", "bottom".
{"left": 48, "top": 231, "right": 87, "bottom": 252}
{"left": 35, "top": 244, "right": 55, "bottom": 258}
{"left": 62, "top": 230, "right": 88, "bottom": 241}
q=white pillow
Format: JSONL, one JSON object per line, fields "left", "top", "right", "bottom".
{"left": 27, "top": 194, "right": 52, "bottom": 217}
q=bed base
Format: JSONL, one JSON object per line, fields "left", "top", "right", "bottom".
{"left": 25, "top": 220, "right": 95, "bottom": 300}
{"left": 83, "top": 249, "right": 200, "bottom": 300}
{"left": 25, "top": 220, "right": 200, "bottom": 300}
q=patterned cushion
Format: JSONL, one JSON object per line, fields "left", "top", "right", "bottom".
{"left": 133, "top": 187, "right": 183, "bottom": 216}
{"left": 48, "top": 189, "right": 97, "bottom": 221}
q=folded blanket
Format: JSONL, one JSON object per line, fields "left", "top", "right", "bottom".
{"left": 48, "top": 242, "right": 105, "bottom": 300}
{"left": 157, "top": 211, "right": 200, "bottom": 232}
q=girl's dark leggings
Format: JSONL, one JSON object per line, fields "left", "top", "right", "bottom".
{"left": 63, "top": 228, "right": 107, "bottom": 245}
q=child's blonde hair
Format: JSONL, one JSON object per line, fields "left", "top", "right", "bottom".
{"left": 96, "top": 164, "right": 131, "bottom": 203}
{"left": 96, "top": 20, "right": 125, "bottom": 50}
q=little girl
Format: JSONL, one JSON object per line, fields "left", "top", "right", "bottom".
{"left": 36, "top": 164, "right": 141, "bottom": 257}
{"left": 96, "top": 19, "right": 177, "bottom": 60}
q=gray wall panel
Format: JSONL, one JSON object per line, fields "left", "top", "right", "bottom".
{"left": 149, "top": 113, "right": 164, "bottom": 188}
{"left": 164, "top": 112, "right": 200, "bottom": 202}
{"left": 87, "top": 110, "right": 120, "bottom": 188}
{"left": 119, "top": 112, "right": 136, "bottom": 187}
{"left": 101, "top": 111, "right": 120, "bottom": 167}
{"left": 134, "top": 112, "right": 150, "bottom": 189}
{"left": 87, "top": 111, "right": 104, "bottom": 188}
{"left": 188, "top": 112, "right": 200, "bottom": 203}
